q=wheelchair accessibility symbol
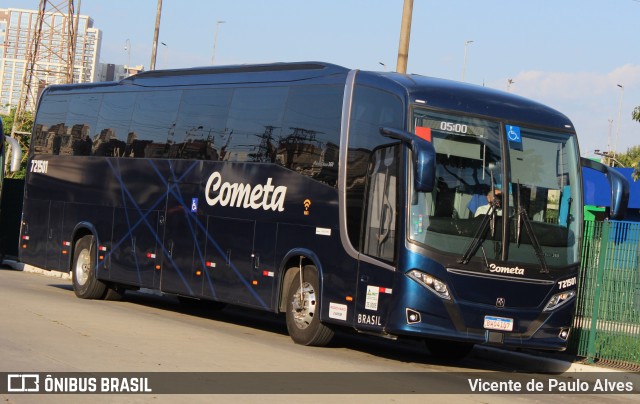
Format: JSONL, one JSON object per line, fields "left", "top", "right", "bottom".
{"left": 506, "top": 125, "right": 521, "bottom": 143}
{"left": 191, "top": 198, "right": 198, "bottom": 213}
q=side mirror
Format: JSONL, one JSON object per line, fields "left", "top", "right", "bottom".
{"left": 380, "top": 127, "right": 436, "bottom": 192}
{"left": 581, "top": 157, "right": 629, "bottom": 220}
{"left": 6, "top": 136, "right": 22, "bottom": 173}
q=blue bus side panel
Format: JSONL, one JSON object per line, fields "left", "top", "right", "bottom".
{"left": 20, "top": 155, "right": 358, "bottom": 319}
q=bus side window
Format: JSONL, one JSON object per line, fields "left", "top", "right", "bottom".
{"left": 362, "top": 145, "right": 400, "bottom": 262}
{"left": 65, "top": 93, "right": 102, "bottom": 156}
{"left": 129, "top": 90, "right": 181, "bottom": 158}
{"left": 280, "top": 84, "right": 342, "bottom": 187}
{"left": 224, "top": 87, "right": 288, "bottom": 162}
{"left": 94, "top": 92, "right": 136, "bottom": 157}
{"left": 32, "top": 94, "right": 69, "bottom": 156}
{"left": 346, "top": 85, "right": 403, "bottom": 259}
{"left": 172, "top": 88, "right": 232, "bottom": 161}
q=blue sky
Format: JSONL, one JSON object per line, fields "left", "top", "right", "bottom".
{"left": 9, "top": 0, "right": 640, "bottom": 158}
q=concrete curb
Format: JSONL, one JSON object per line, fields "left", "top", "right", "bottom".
{"left": 18, "top": 262, "right": 72, "bottom": 280}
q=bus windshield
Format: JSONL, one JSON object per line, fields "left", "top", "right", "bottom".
{"left": 408, "top": 108, "right": 582, "bottom": 269}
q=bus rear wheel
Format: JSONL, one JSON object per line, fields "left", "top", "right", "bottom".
{"left": 285, "top": 265, "right": 334, "bottom": 346}
{"left": 72, "top": 235, "right": 107, "bottom": 299}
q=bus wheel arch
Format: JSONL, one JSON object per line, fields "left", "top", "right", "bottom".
{"left": 278, "top": 251, "right": 321, "bottom": 313}
{"left": 71, "top": 233, "right": 107, "bottom": 299}
{"left": 70, "top": 224, "right": 123, "bottom": 300}
{"left": 279, "top": 251, "right": 334, "bottom": 346}
{"left": 69, "top": 224, "right": 96, "bottom": 276}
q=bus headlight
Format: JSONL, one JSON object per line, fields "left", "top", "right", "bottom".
{"left": 408, "top": 270, "right": 451, "bottom": 300}
{"left": 543, "top": 290, "right": 576, "bottom": 312}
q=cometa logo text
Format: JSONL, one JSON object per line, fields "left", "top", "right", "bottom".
{"left": 204, "top": 171, "right": 287, "bottom": 212}
{"left": 489, "top": 263, "right": 525, "bottom": 276}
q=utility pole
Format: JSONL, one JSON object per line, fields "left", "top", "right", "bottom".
{"left": 396, "top": 0, "right": 413, "bottom": 74}
{"left": 461, "top": 40, "right": 473, "bottom": 82}
{"left": 607, "top": 118, "right": 613, "bottom": 166}
{"left": 70, "top": 0, "right": 81, "bottom": 82}
{"left": 211, "top": 20, "right": 225, "bottom": 65}
{"left": 150, "top": 0, "right": 162, "bottom": 70}
{"left": 614, "top": 84, "right": 624, "bottom": 159}
{"left": 11, "top": 0, "right": 78, "bottom": 145}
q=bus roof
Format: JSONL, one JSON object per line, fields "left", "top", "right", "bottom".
{"left": 42, "top": 61, "right": 574, "bottom": 131}
{"left": 122, "top": 61, "right": 350, "bottom": 87}
{"left": 369, "top": 71, "right": 575, "bottom": 131}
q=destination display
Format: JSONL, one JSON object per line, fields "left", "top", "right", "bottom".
{"left": 417, "top": 117, "right": 488, "bottom": 139}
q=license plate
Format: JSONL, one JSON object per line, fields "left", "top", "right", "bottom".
{"left": 484, "top": 315, "right": 514, "bottom": 332}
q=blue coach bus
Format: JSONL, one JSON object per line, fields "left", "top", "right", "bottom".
{"left": 20, "top": 62, "right": 628, "bottom": 357}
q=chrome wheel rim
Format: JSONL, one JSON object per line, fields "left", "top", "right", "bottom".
{"left": 291, "top": 282, "right": 316, "bottom": 330}
{"left": 75, "top": 248, "right": 91, "bottom": 286}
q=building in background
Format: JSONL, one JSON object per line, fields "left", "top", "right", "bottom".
{"left": 0, "top": 7, "right": 101, "bottom": 112}
{"left": 95, "top": 63, "right": 144, "bottom": 82}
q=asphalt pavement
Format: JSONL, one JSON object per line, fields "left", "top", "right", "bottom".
{"left": 5, "top": 259, "right": 640, "bottom": 385}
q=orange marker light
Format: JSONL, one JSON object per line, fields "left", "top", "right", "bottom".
{"left": 196, "top": 270, "right": 202, "bottom": 276}
{"left": 155, "top": 265, "right": 161, "bottom": 270}
{"left": 346, "top": 296, "right": 353, "bottom": 302}
{"left": 252, "top": 280, "right": 258, "bottom": 285}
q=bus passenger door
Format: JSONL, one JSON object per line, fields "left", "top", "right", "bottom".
{"left": 160, "top": 181, "right": 204, "bottom": 297}
{"left": 354, "top": 145, "right": 399, "bottom": 333}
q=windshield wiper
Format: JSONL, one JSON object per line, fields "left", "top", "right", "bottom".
{"left": 515, "top": 182, "right": 549, "bottom": 274}
{"left": 458, "top": 174, "right": 499, "bottom": 265}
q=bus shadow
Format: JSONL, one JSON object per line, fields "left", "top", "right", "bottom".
{"left": 47, "top": 283, "right": 571, "bottom": 373}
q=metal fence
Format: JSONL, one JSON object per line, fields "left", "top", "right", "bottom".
{"left": 569, "top": 220, "right": 640, "bottom": 369}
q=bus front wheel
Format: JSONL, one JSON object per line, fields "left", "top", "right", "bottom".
{"left": 72, "top": 235, "right": 107, "bottom": 299}
{"left": 285, "top": 265, "right": 334, "bottom": 346}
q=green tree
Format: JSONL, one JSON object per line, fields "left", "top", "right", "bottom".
{"left": 616, "top": 145, "right": 640, "bottom": 168}
{"left": 1, "top": 106, "right": 34, "bottom": 179}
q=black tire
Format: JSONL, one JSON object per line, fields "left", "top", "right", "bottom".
{"left": 285, "top": 265, "right": 334, "bottom": 346}
{"left": 71, "top": 235, "right": 107, "bottom": 299}
{"left": 424, "top": 338, "right": 474, "bottom": 361}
